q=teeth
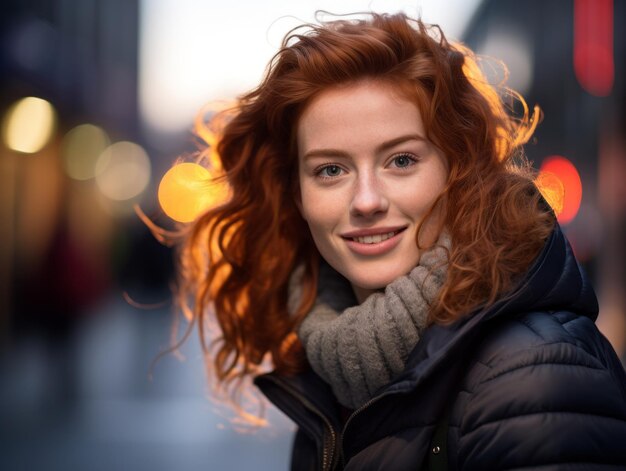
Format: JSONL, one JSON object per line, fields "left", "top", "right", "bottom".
{"left": 352, "top": 231, "right": 396, "bottom": 244}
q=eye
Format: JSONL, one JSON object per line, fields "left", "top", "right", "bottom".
{"left": 389, "top": 153, "right": 417, "bottom": 169}
{"left": 316, "top": 164, "right": 344, "bottom": 178}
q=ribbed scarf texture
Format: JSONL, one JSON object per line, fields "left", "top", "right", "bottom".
{"left": 297, "top": 235, "right": 449, "bottom": 409}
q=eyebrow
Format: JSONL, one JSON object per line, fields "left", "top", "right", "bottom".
{"left": 302, "top": 133, "right": 427, "bottom": 159}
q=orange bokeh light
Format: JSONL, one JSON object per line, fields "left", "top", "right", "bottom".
{"left": 536, "top": 155, "right": 582, "bottom": 225}
{"left": 158, "top": 162, "right": 230, "bottom": 223}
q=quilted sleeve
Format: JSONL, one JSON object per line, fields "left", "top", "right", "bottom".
{"left": 457, "top": 339, "right": 626, "bottom": 470}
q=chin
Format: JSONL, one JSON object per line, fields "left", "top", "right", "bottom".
{"left": 346, "top": 271, "right": 402, "bottom": 291}
{"left": 324, "top": 252, "right": 420, "bottom": 293}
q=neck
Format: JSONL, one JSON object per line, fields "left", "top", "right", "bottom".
{"left": 351, "top": 284, "right": 382, "bottom": 304}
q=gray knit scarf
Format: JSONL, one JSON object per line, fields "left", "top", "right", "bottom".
{"left": 297, "top": 234, "right": 450, "bottom": 409}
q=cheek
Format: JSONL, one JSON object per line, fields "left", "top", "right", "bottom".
{"left": 299, "top": 185, "right": 343, "bottom": 242}
{"left": 402, "top": 164, "right": 447, "bottom": 215}
{"left": 301, "top": 203, "right": 330, "bottom": 234}
{"left": 405, "top": 192, "right": 446, "bottom": 244}
{"left": 394, "top": 186, "right": 435, "bottom": 218}
{"left": 299, "top": 184, "right": 326, "bottom": 227}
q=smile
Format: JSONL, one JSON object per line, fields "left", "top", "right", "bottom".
{"left": 342, "top": 227, "right": 407, "bottom": 256}
{"left": 351, "top": 231, "right": 398, "bottom": 244}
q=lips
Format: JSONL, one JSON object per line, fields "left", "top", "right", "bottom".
{"left": 341, "top": 226, "right": 406, "bottom": 240}
{"left": 351, "top": 231, "right": 398, "bottom": 244}
{"left": 341, "top": 226, "right": 407, "bottom": 255}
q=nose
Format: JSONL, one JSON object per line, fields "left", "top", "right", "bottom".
{"left": 349, "top": 171, "right": 389, "bottom": 217}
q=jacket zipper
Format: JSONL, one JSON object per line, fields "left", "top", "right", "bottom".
{"left": 262, "top": 375, "right": 406, "bottom": 469}
{"left": 338, "top": 391, "right": 396, "bottom": 468}
{"left": 261, "top": 375, "right": 338, "bottom": 471}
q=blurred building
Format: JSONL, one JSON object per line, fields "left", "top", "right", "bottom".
{"left": 0, "top": 0, "right": 140, "bottom": 133}
{"left": 0, "top": 0, "right": 175, "bottom": 346}
{"left": 462, "top": 0, "right": 626, "bottom": 356}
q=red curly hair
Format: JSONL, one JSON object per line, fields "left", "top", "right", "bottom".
{"left": 168, "top": 13, "right": 554, "bottom": 399}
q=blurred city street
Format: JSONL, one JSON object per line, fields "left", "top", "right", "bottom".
{"left": 0, "top": 293, "right": 292, "bottom": 470}
{"left": 1, "top": 0, "right": 624, "bottom": 470}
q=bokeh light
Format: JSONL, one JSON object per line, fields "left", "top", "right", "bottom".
{"left": 2, "top": 96, "right": 56, "bottom": 153}
{"left": 536, "top": 155, "right": 582, "bottom": 225}
{"left": 477, "top": 25, "right": 533, "bottom": 95}
{"left": 95, "top": 141, "right": 151, "bottom": 201}
{"left": 62, "top": 124, "right": 110, "bottom": 180}
{"left": 574, "top": 0, "right": 614, "bottom": 97}
{"left": 158, "top": 162, "right": 230, "bottom": 223}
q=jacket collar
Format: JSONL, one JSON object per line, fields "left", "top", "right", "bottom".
{"left": 388, "top": 222, "right": 598, "bottom": 391}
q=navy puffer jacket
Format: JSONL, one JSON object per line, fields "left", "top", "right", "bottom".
{"left": 255, "top": 225, "right": 626, "bottom": 470}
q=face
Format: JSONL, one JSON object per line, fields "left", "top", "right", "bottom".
{"left": 296, "top": 80, "right": 448, "bottom": 301}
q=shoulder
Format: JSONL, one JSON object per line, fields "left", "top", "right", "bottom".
{"left": 471, "top": 310, "right": 623, "bottom": 375}
{"left": 451, "top": 310, "right": 626, "bottom": 470}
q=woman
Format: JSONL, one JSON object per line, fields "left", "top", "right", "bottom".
{"left": 175, "top": 13, "right": 626, "bottom": 470}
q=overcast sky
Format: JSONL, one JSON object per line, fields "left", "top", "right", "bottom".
{"left": 139, "top": 0, "right": 483, "bottom": 135}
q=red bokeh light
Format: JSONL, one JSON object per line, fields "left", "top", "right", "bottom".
{"left": 537, "top": 155, "right": 583, "bottom": 225}
{"left": 574, "top": 0, "right": 614, "bottom": 97}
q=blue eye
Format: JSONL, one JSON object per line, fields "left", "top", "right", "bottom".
{"left": 317, "top": 164, "right": 343, "bottom": 178}
{"left": 390, "top": 153, "right": 416, "bottom": 168}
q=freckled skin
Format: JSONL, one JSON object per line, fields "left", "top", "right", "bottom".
{"left": 297, "top": 80, "right": 448, "bottom": 301}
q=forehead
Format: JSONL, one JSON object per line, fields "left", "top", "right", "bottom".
{"left": 297, "top": 80, "right": 425, "bottom": 153}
